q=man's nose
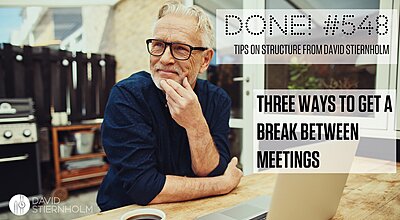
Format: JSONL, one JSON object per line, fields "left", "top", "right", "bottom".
{"left": 160, "top": 46, "right": 175, "bottom": 65}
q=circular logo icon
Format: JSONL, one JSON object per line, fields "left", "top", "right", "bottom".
{"left": 9, "top": 194, "right": 30, "bottom": 216}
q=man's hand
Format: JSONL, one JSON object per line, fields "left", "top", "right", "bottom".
{"left": 222, "top": 157, "right": 243, "bottom": 193}
{"left": 160, "top": 78, "right": 204, "bottom": 130}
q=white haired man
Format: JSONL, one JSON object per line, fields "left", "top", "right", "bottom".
{"left": 97, "top": 1, "right": 243, "bottom": 211}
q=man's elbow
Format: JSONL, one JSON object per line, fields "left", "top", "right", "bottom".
{"left": 193, "top": 169, "right": 212, "bottom": 177}
{"left": 192, "top": 161, "right": 222, "bottom": 177}
{"left": 129, "top": 190, "right": 158, "bottom": 206}
{"left": 125, "top": 170, "right": 166, "bottom": 206}
{"left": 136, "top": 199, "right": 151, "bottom": 206}
{"left": 206, "top": 157, "right": 229, "bottom": 177}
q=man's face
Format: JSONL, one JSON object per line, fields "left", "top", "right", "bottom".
{"left": 150, "top": 14, "right": 211, "bottom": 89}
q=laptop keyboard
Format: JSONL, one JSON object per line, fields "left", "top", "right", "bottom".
{"left": 250, "top": 212, "right": 268, "bottom": 220}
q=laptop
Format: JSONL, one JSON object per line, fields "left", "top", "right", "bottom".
{"left": 197, "top": 141, "right": 358, "bottom": 220}
{"left": 197, "top": 173, "right": 348, "bottom": 220}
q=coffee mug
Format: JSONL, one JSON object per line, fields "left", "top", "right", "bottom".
{"left": 120, "top": 208, "right": 166, "bottom": 220}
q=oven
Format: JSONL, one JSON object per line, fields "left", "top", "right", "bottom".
{"left": 0, "top": 99, "right": 42, "bottom": 208}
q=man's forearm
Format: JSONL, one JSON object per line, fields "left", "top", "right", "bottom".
{"left": 186, "top": 117, "right": 220, "bottom": 176}
{"left": 149, "top": 174, "right": 230, "bottom": 204}
{"left": 160, "top": 79, "right": 221, "bottom": 176}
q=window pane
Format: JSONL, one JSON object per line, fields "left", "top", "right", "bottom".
{"left": 195, "top": 0, "right": 244, "bottom": 118}
{"left": 229, "top": 128, "right": 243, "bottom": 169}
{"left": 266, "top": 64, "right": 376, "bottom": 89}
{"left": 265, "top": 0, "right": 380, "bottom": 90}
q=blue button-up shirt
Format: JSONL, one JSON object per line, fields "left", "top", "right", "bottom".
{"left": 97, "top": 71, "right": 231, "bottom": 211}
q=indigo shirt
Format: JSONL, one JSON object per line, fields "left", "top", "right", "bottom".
{"left": 97, "top": 71, "right": 231, "bottom": 211}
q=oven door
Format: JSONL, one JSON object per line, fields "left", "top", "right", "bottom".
{"left": 0, "top": 143, "right": 41, "bottom": 205}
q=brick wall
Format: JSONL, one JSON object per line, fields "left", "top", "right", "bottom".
{"left": 99, "top": 0, "right": 180, "bottom": 82}
{"left": 82, "top": 6, "right": 111, "bottom": 53}
{"left": 32, "top": 10, "right": 55, "bottom": 46}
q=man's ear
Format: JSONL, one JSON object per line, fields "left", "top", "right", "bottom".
{"left": 199, "top": 48, "right": 214, "bottom": 73}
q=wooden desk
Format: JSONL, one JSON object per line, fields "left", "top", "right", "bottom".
{"left": 77, "top": 164, "right": 400, "bottom": 220}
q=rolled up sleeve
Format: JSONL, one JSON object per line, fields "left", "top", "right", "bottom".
{"left": 102, "top": 85, "right": 166, "bottom": 205}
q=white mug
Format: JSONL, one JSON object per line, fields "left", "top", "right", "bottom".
{"left": 51, "top": 112, "right": 60, "bottom": 126}
{"left": 120, "top": 208, "right": 166, "bottom": 220}
{"left": 60, "top": 112, "right": 68, "bottom": 125}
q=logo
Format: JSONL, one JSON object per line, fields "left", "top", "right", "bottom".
{"left": 9, "top": 194, "right": 30, "bottom": 216}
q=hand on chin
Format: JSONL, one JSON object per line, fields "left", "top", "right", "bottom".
{"left": 159, "top": 76, "right": 182, "bottom": 86}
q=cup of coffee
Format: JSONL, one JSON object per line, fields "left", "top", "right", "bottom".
{"left": 120, "top": 208, "right": 166, "bottom": 220}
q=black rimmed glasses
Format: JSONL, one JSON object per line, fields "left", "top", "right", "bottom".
{"left": 146, "top": 39, "right": 208, "bottom": 60}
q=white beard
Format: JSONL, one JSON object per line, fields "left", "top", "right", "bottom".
{"left": 150, "top": 73, "right": 162, "bottom": 90}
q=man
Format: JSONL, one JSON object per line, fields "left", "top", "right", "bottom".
{"left": 97, "top": 1, "right": 243, "bottom": 211}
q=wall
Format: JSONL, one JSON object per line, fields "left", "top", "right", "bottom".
{"left": 100, "top": 0, "right": 179, "bottom": 81}
{"left": 82, "top": 5, "right": 111, "bottom": 53}
{"left": 32, "top": 10, "right": 55, "bottom": 46}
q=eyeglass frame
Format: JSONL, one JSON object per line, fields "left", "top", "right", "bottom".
{"left": 146, "top": 38, "right": 208, "bottom": 61}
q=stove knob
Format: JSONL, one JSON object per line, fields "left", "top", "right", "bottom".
{"left": 23, "top": 129, "right": 32, "bottom": 137}
{"left": 3, "top": 130, "right": 12, "bottom": 139}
